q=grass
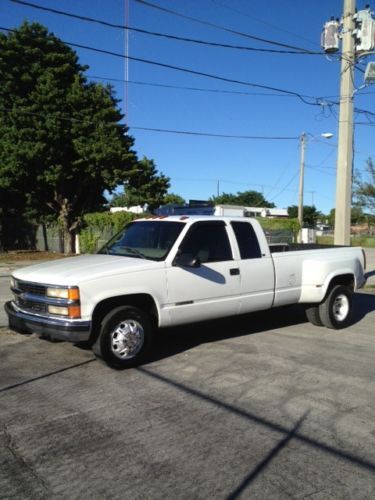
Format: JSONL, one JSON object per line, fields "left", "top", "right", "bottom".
{"left": 317, "top": 235, "right": 375, "bottom": 247}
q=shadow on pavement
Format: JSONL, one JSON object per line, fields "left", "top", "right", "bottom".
{"left": 137, "top": 366, "right": 375, "bottom": 499}
{"left": 150, "top": 293, "right": 375, "bottom": 364}
{"left": 151, "top": 304, "right": 307, "bottom": 363}
{"left": 353, "top": 291, "right": 375, "bottom": 323}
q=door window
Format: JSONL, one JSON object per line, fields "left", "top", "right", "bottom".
{"left": 180, "top": 223, "right": 232, "bottom": 263}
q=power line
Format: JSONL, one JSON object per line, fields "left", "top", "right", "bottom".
{"left": 9, "top": 0, "right": 323, "bottom": 55}
{"left": 88, "top": 75, "right": 375, "bottom": 105}
{"left": 0, "top": 26, "right": 323, "bottom": 104}
{"left": 171, "top": 176, "right": 307, "bottom": 195}
{"left": 87, "top": 75, "right": 298, "bottom": 98}
{"left": 129, "top": 126, "right": 299, "bottom": 140}
{"left": 2, "top": 25, "right": 374, "bottom": 118}
{"left": 268, "top": 170, "right": 300, "bottom": 201}
{"left": 0, "top": 106, "right": 298, "bottom": 139}
{"left": 133, "top": 0, "right": 316, "bottom": 53}
{"left": 207, "top": 0, "right": 319, "bottom": 49}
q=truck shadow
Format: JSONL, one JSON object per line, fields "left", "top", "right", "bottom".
{"left": 150, "top": 305, "right": 306, "bottom": 363}
{"left": 352, "top": 291, "right": 375, "bottom": 322}
{"left": 150, "top": 292, "right": 375, "bottom": 364}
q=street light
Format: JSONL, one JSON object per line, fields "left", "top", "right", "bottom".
{"left": 298, "top": 132, "right": 334, "bottom": 242}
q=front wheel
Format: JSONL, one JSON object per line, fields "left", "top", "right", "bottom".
{"left": 93, "top": 306, "right": 154, "bottom": 368}
{"left": 318, "top": 285, "right": 353, "bottom": 329}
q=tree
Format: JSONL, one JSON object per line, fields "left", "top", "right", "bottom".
{"left": 210, "top": 190, "right": 275, "bottom": 207}
{"left": 287, "top": 205, "right": 322, "bottom": 227}
{"left": 111, "top": 157, "right": 170, "bottom": 211}
{"left": 0, "top": 23, "right": 138, "bottom": 253}
{"left": 328, "top": 208, "right": 335, "bottom": 228}
{"left": 353, "top": 158, "right": 375, "bottom": 213}
{"left": 162, "top": 193, "right": 186, "bottom": 206}
{"left": 350, "top": 206, "right": 365, "bottom": 225}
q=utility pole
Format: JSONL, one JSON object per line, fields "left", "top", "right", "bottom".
{"left": 298, "top": 132, "right": 306, "bottom": 242}
{"left": 334, "top": 0, "right": 355, "bottom": 245}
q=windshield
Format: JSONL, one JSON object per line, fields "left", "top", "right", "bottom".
{"left": 98, "top": 220, "right": 185, "bottom": 261}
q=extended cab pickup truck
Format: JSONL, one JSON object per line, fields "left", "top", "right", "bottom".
{"left": 5, "top": 216, "right": 367, "bottom": 368}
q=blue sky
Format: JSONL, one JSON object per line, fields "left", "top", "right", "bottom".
{"left": 2, "top": 0, "right": 375, "bottom": 214}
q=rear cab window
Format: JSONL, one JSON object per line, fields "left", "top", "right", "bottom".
{"left": 231, "top": 221, "right": 261, "bottom": 259}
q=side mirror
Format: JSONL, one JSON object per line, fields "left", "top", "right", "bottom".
{"left": 173, "top": 252, "right": 201, "bottom": 268}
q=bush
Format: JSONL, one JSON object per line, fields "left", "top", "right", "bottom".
{"left": 258, "top": 217, "right": 300, "bottom": 232}
{"left": 258, "top": 217, "right": 300, "bottom": 243}
{"left": 79, "top": 211, "right": 140, "bottom": 253}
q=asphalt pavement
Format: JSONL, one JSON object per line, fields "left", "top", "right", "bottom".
{"left": 0, "top": 250, "right": 375, "bottom": 498}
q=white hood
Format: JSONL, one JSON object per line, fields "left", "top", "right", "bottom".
{"left": 13, "top": 254, "right": 162, "bottom": 286}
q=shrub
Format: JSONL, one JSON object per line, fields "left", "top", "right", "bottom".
{"left": 79, "top": 211, "right": 140, "bottom": 253}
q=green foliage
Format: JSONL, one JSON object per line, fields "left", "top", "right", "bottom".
{"left": 210, "top": 190, "right": 275, "bottom": 208}
{"left": 327, "top": 208, "right": 335, "bottom": 228}
{"left": 353, "top": 158, "right": 375, "bottom": 213}
{"left": 350, "top": 236, "right": 375, "bottom": 247}
{"left": 0, "top": 22, "right": 138, "bottom": 253}
{"left": 83, "top": 211, "right": 137, "bottom": 232}
{"left": 257, "top": 218, "right": 300, "bottom": 244}
{"left": 287, "top": 205, "right": 322, "bottom": 227}
{"left": 78, "top": 231, "right": 101, "bottom": 255}
{"left": 79, "top": 211, "right": 139, "bottom": 253}
{"left": 351, "top": 206, "right": 366, "bottom": 224}
{"left": 162, "top": 193, "right": 186, "bottom": 206}
{"left": 317, "top": 235, "right": 375, "bottom": 248}
{"left": 327, "top": 207, "right": 374, "bottom": 227}
{"left": 258, "top": 217, "right": 300, "bottom": 233}
{"left": 112, "top": 157, "right": 170, "bottom": 211}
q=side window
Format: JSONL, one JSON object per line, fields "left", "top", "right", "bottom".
{"left": 231, "top": 222, "right": 261, "bottom": 259}
{"left": 180, "top": 223, "right": 233, "bottom": 263}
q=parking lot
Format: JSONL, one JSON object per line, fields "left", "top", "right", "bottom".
{"left": 1, "top": 275, "right": 375, "bottom": 498}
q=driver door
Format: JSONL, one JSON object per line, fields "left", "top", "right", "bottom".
{"left": 166, "top": 221, "right": 241, "bottom": 325}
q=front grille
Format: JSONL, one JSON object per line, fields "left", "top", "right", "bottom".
{"left": 13, "top": 280, "right": 48, "bottom": 315}
{"left": 17, "top": 297, "right": 47, "bottom": 314}
{"left": 16, "top": 281, "right": 46, "bottom": 296}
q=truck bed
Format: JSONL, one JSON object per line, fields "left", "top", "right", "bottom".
{"left": 269, "top": 243, "right": 343, "bottom": 253}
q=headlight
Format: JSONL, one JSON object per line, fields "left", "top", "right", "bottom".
{"left": 10, "top": 277, "right": 16, "bottom": 289}
{"left": 46, "top": 287, "right": 80, "bottom": 300}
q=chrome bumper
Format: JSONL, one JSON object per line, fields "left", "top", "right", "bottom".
{"left": 5, "top": 301, "right": 91, "bottom": 342}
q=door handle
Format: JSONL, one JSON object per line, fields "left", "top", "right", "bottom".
{"left": 230, "top": 268, "right": 240, "bottom": 276}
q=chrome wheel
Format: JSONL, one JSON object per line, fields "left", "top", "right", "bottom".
{"left": 332, "top": 294, "right": 350, "bottom": 322}
{"left": 110, "top": 319, "right": 144, "bottom": 360}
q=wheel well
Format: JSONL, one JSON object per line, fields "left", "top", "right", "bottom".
{"left": 326, "top": 274, "right": 354, "bottom": 296}
{"left": 89, "top": 294, "right": 158, "bottom": 343}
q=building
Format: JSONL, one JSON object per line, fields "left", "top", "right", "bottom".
{"left": 155, "top": 202, "right": 288, "bottom": 218}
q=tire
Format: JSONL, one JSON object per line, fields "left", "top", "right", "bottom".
{"left": 92, "top": 306, "right": 154, "bottom": 368}
{"left": 318, "top": 285, "right": 353, "bottom": 330}
{"left": 305, "top": 305, "right": 324, "bottom": 326}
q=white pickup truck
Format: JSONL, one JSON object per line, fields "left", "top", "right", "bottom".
{"left": 5, "top": 216, "right": 367, "bottom": 368}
